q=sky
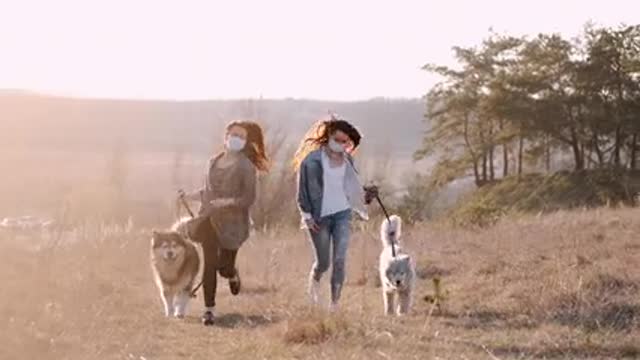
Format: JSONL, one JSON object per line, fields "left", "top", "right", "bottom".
{"left": 0, "top": 0, "right": 638, "bottom": 101}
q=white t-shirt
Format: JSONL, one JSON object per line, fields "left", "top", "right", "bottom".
{"left": 320, "top": 151, "right": 351, "bottom": 217}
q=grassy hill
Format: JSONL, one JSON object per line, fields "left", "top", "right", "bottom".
{"left": 2, "top": 207, "right": 638, "bottom": 359}
{"left": 449, "top": 170, "right": 640, "bottom": 227}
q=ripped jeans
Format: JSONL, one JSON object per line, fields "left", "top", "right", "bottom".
{"left": 308, "top": 209, "right": 352, "bottom": 303}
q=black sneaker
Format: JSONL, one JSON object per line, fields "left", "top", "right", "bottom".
{"left": 229, "top": 273, "right": 241, "bottom": 296}
{"left": 201, "top": 310, "right": 214, "bottom": 326}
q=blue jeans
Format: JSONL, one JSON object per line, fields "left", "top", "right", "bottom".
{"left": 308, "top": 209, "right": 352, "bottom": 303}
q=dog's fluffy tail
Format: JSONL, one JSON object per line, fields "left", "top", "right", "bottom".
{"left": 171, "top": 216, "right": 193, "bottom": 237}
{"left": 380, "top": 215, "right": 402, "bottom": 247}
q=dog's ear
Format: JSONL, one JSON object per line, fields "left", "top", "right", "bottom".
{"left": 151, "top": 230, "right": 160, "bottom": 246}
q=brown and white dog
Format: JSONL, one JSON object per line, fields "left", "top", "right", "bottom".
{"left": 150, "top": 218, "right": 200, "bottom": 318}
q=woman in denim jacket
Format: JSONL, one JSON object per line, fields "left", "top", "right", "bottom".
{"left": 293, "top": 115, "right": 378, "bottom": 310}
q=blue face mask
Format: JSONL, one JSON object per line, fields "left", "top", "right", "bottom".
{"left": 226, "top": 136, "right": 246, "bottom": 152}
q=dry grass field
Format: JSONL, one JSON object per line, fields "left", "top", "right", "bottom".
{"left": 2, "top": 207, "right": 639, "bottom": 359}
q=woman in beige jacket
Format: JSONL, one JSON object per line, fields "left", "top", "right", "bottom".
{"left": 180, "top": 120, "right": 269, "bottom": 326}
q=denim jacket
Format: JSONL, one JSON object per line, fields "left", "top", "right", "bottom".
{"left": 296, "top": 149, "right": 368, "bottom": 225}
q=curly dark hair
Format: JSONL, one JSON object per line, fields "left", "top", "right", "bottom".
{"left": 292, "top": 114, "right": 362, "bottom": 169}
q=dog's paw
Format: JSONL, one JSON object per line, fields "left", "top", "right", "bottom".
{"left": 173, "top": 306, "right": 186, "bottom": 318}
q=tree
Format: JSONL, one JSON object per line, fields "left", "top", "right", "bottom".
{"left": 417, "top": 23, "right": 640, "bottom": 188}
{"left": 578, "top": 24, "right": 640, "bottom": 167}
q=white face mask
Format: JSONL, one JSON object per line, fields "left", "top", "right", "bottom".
{"left": 328, "top": 138, "right": 345, "bottom": 153}
{"left": 226, "top": 136, "right": 246, "bottom": 152}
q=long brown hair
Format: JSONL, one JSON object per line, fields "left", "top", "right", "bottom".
{"left": 292, "top": 114, "right": 362, "bottom": 170}
{"left": 226, "top": 120, "right": 270, "bottom": 172}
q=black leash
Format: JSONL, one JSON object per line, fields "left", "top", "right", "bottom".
{"left": 342, "top": 155, "right": 397, "bottom": 257}
{"left": 179, "top": 194, "right": 195, "bottom": 218}
{"left": 190, "top": 279, "right": 203, "bottom": 299}
{"left": 374, "top": 193, "right": 397, "bottom": 258}
{"left": 178, "top": 193, "right": 203, "bottom": 298}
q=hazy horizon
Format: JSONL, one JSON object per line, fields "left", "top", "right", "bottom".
{"left": 2, "top": 0, "right": 638, "bottom": 101}
{"left": 0, "top": 88, "right": 422, "bottom": 102}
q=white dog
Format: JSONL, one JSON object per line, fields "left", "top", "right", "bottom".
{"left": 379, "top": 215, "right": 415, "bottom": 316}
{"left": 150, "top": 218, "right": 200, "bottom": 318}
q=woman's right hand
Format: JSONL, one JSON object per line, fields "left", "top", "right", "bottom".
{"left": 177, "top": 189, "right": 187, "bottom": 200}
{"left": 363, "top": 185, "right": 379, "bottom": 205}
{"left": 305, "top": 218, "right": 320, "bottom": 233}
